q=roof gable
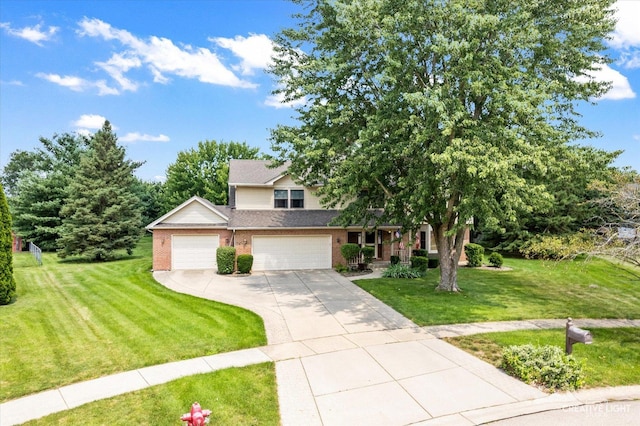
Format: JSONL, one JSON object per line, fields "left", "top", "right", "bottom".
{"left": 146, "top": 196, "right": 229, "bottom": 229}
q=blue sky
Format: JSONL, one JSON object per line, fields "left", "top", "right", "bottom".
{"left": 1, "top": 0, "right": 639, "bottom": 182}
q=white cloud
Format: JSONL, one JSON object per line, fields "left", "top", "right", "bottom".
{"left": 77, "top": 17, "right": 257, "bottom": 89}
{"left": 0, "top": 22, "right": 58, "bottom": 46}
{"left": 211, "top": 34, "right": 275, "bottom": 76}
{"left": 264, "top": 91, "right": 307, "bottom": 109}
{"left": 610, "top": 1, "right": 640, "bottom": 49}
{"left": 96, "top": 52, "right": 141, "bottom": 92}
{"left": 37, "top": 72, "right": 120, "bottom": 95}
{"left": 633, "top": 134, "right": 640, "bottom": 141}
{"left": 119, "top": 132, "right": 170, "bottom": 143}
{"left": 72, "top": 114, "right": 112, "bottom": 129}
{"left": 1, "top": 80, "right": 25, "bottom": 86}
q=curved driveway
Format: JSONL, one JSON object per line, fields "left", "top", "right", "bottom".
{"left": 154, "top": 269, "right": 550, "bottom": 425}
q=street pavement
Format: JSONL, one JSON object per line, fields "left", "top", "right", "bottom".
{"left": 1, "top": 269, "right": 638, "bottom": 425}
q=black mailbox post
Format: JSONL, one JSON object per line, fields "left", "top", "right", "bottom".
{"left": 565, "top": 317, "right": 593, "bottom": 355}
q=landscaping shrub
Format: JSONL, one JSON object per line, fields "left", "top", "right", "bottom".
{"left": 216, "top": 246, "right": 236, "bottom": 274}
{"left": 427, "top": 257, "right": 439, "bottom": 269}
{"left": 361, "top": 246, "right": 375, "bottom": 264}
{"left": 488, "top": 252, "right": 504, "bottom": 268}
{"left": 236, "top": 254, "right": 253, "bottom": 274}
{"left": 334, "top": 262, "right": 348, "bottom": 273}
{"left": 412, "top": 249, "right": 427, "bottom": 257}
{"left": 464, "top": 243, "right": 484, "bottom": 267}
{"left": 382, "top": 264, "right": 423, "bottom": 279}
{"left": 519, "top": 232, "right": 593, "bottom": 260}
{"left": 340, "top": 243, "right": 361, "bottom": 263}
{"left": 410, "top": 256, "right": 428, "bottom": 272}
{"left": 501, "top": 344, "right": 585, "bottom": 391}
{"left": 390, "top": 255, "right": 400, "bottom": 265}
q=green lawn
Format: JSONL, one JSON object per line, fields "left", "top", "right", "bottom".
{"left": 28, "top": 364, "right": 279, "bottom": 426}
{"left": 445, "top": 328, "right": 640, "bottom": 388}
{"left": 0, "top": 237, "right": 267, "bottom": 402}
{"left": 355, "top": 257, "right": 640, "bottom": 326}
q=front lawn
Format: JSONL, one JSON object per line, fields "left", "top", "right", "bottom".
{"left": 445, "top": 328, "right": 640, "bottom": 388}
{"left": 0, "top": 237, "right": 267, "bottom": 402}
{"left": 355, "top": 257, "right": 640, "bottom": 326}
{"left": 28, "top": 363, "right": 279, "bottom": 426}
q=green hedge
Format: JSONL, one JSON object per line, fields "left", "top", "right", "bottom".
{"left": 216, "top": 246, "right": 236, "bottom": 274}
{"left": 237, "top": 254, "right": 253, "bottom": 274}
{"left": 390, "top": 255, "right": 400, "bottom": 265}
{"left": 464, "top": 243, "right": 484, "bottom": 267}
{"left": 412, "top": 249, "right": 427, "bottom": 257}
{"left": 340, "top": 243, "right": 360, "bottom": 262}
{"left": 410, "top": 256, "right": 428, "bottom": 272}
{"left": 361, "top": 246, "right": 375, "bottom": 264}
{"left": 488, "top": 252, "right": 504, "bottom": 268}
{"left": 428, "top": 257, "right": 439, "bottom": 269}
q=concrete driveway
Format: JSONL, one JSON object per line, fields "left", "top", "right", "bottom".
{"left": 154, "top": 269, "right": 549, "bottom": 425}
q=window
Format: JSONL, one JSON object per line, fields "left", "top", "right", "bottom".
{"left": 291, "top": 190, "right": 304, "bottom": 208}
{"left": 274, "top": 189, "right": 305, "bottom": 209}
{"left": 274, "top": 190, "right": 288, "bottom": 208}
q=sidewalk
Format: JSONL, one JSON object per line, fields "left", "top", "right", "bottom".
{"left": 2, "top": 269, "right": 639, "bottom": 425}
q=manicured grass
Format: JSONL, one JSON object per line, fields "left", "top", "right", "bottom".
{"left": 29, "top": 363, "right": 279, "bottom": 425}
{"left": 355, "top": 257, "right": 640, "bottom": 326}
{"left": 445, "top": 328, "right": 640, "bottom": 388}
{"left": 0, "top": 237, "right": 267, "bottom": 402}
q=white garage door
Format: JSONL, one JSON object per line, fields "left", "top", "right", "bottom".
{"left": 252, "top": 235, "right": 332, "bottom": 270}
{"left": 172, "top": 235, "right": 219, "bottom": 270}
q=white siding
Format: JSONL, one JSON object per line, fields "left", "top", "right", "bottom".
{"left": 165, "top": 203, "right": 226, "bottom": 224}
{"left": 252, "top": 235, "right": 331, "bottom": 270}
{"left": 172, "top": 235, "right": 219, "bottom": 270}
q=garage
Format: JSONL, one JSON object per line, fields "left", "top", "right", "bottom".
{"left": 252, "top": 235, "right": 332, "bottom": 270}
{"left": 172, "top": 235, "right": 219, "bottom": 270}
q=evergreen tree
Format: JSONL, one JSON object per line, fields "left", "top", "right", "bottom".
{"left": 6, "top": 133, "right": 89, "bottom": 250}
{"left": 58, "top": 121, "right": 143, "bottom": 261}
{"left": 0, "top": 183, "right": 17, "bottom": 305}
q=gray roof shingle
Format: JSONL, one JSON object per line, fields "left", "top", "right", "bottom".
{"left": 228, "top": 159, "right": 290, "bottom": 185}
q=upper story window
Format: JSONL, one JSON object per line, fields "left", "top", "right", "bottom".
{"left": 274, "top": 189, "right": 304, "bottom": 209}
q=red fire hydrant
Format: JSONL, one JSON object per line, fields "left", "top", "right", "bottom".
{"left": 181, "top": 402, "right": 211, "bottom": 426}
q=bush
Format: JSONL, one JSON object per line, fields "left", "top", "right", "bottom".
{"left": 334, "top": 262, "right": 348, "bottom": 273}
{"left": 216, "top": 246, "right": 236, "bottom": 274}
{"left": 464, "top": 243, "right": 485, "bottom": 267}
{"left": 340, "top": 243, "right": 361, "bottom": 263}
{"left": 382, "top": 264, "right": 423, "bottom": 279}
{"left": 412, "top": 249, "right": 427, "bottom": 257}
{"left": 410, "top": 256, "right": 428, "bottom": 272}
{"left": 428, "top": 257, "right": 439, "bottom": 269}
{"left": 519, "top": 232, "right": 594, "bottom": 260}
{"left": 361, "top": 246, "right": 375, "bottom": 264}
{"left": 390, "top": 255, "right": 400, "bottom": 265}
{"left": 236, "top": 254, "right": 253, "bottom": 274}
{"left": 501, "top": 344, "right": 585, "bottom": 391}
{"left": 488, "top": 252, "right": 504, "bottom": 268}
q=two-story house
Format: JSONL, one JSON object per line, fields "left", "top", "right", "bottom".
{"left": 147, "top": 159, "right": 459, "bottom": 271}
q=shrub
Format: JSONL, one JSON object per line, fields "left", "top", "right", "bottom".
{"left": 428, "top": 257, "right": 439, "bottom": 269}
{"left": 334, "top": 262, "right": 348, "bottom": 273}
{"left": 382, "top": 264, "right": 423, "bottom": 279}
{"left": 0, "top": 183, "right": 16, "bottom": 305}
{"left": 410, "top": 256, "right": 428, "bottom": 272}
{"left": 236, "top": 254, "right": 253, "bottom": 274}
{"left": 488, "top": 252, "right": 504, "bottom": 268}
{"left": 519, "top": 232, "right": 594, "bottom": 260}
{"left": 361, "top": 246, "right": 375, "bottom": 264}
{"left": 216, "top": 246, "right": 236, "bottom": 274}
{"left": 464, "top": 243, "right": 485, "bottom": 267}
{"left": 412, "top": 249, "right": 427, "bottom": 257}
{"left": 340, "top": 243, "right": 361, "bottom": 263}
{"left": 390, "top": 255, "right": 400, "bottom": 265}
{"left": 501, "top": 344, "right": 585, "bottom": 391}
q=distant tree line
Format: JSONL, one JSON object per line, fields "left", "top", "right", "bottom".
{"left": 2, "top": 124, "right": 263, "bottom": 260}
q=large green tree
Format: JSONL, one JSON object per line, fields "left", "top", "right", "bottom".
{"left": 6, "top": 133, "right": 89, "bottom": 251}
{"left": 163, "top": 140, "right": 262, "bottom": 207}
{"left": 479, "top": 146, "right": 622, "bottom": 252}
{"left": 270, "top": 0, "right": 615, "bottom": 291}
{"left": 58, "top": 121, "right": 143, "bottom": 261}
{"left": 0, "top": 183, "right": 17, "bottom": 305}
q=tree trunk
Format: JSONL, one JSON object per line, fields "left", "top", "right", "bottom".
{"left": 434, "top": 224, "right": 466, "bottom": 292}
